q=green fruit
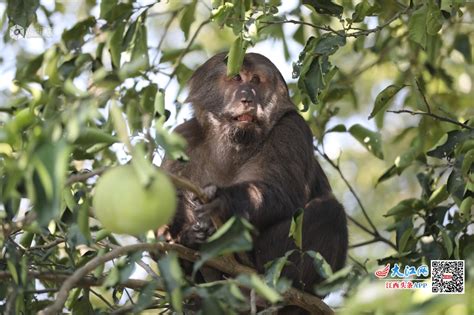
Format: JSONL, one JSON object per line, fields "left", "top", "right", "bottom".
{"left": 93, "top": 165, "right": 176, "bottom": 235}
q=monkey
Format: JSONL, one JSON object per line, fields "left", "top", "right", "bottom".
{"left": 161, "top": 52, "right": 348, "bottom": 313}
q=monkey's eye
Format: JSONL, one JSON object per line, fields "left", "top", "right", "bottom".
{"left": 250, "top": 75, "right": 260, "bottom": 84}
{"left": 232, "top": 74, "right": 242, "bottom": 81}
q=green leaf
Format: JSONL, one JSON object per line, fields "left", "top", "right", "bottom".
{"left": 408, "top": 6, "right": 427, "bottom": 49}
{"left": 108, "top": 23, "right": 125, "bottom": 69}
{"left": 439, "top": 226, "right": 453, "bottom": 257}
{"left": 348, "top": 124, "right": 384, "bottom": 159}
{"left": 369, "top": 85, "right": 405, "bottom": 119}
{"left": 306, "top": 250, "right": 333, "bottom": 279}
{"left": 454, "top": 34, "right": 472, "bottom": 63}
{"left": 133, "top": 281, "right": 160, "bottom": 313}
{"left": 100, "top": 0, "right": 116, "bottom": 19}
{"left": 447, "top": 167, "right": 466, "bottom": 206}
{"left": 315, "top": 266, "right": 352, "bottom": 296}
{"left": 29, "top": 139, "right": 70, "bottom": 225}
{"left": 385, "top": 198, "right": 425, "bottom": 217}
{"left": 154, "top": 89, "right": 166, "bottom": 117}
{"left": 352, "top": 0, "right": 380, "bottom": 23}
{"left": 101, "top": 2, "right": 133, "bottom": 22}
{"left": 73, "top": 128, "right": 118, "bottom": 146}
{"left": 426, "top": 5, "right": 443, "bottom": 36}
{"left": 193, "top": 217, "right": 254, "bottom": 276}
{"left": 71, "top": 293, "right": 94, "bottom": 315}
{"left": 326, "top": 124, "right": 346, "bottom": 133}
{"left": 227, "top": 36, "right": 246, "bottom": 76}
{"left": 460, "top": 197, "right": 472, "bottom": 221}
{"left": 155, "top": 118, "right": 188, "bottom": 161}
{"left": 236, "top": 274, "right": 281, "bottom": 304}
{"left": 394, "top": 141, "right": 422, "bottom": 173}
{"left": 428, "top": 130, "right": 474, "bottom": 159}
{"left": 264, "top": 250, "right": 294, "bottom": 288}
{"left": 461, "top": 149, "right": 474, "bottom": 175}
{"left": 62, "top": 17, "right": 96, "bottom": 51}
{"left": 139, "top": 84, "right": 158, "bottom": 113}
{"left": 130, "top": 17, "right": 149, "bottom": 72}
{"left": 6, "top": 0, "right": 40, "bottom": 29}
{"left": 158, "top": 252, "right": 185, "bottom": 312}
{"left": 427, "top": 184, "right": 449, "bottom": 208}
{"left": 302, "top": 0, "right": 343, "bottom": 16}
{"left": 180, "top": 0, "right": 197, "bottom": 40}
{"left": 397, "top": 226, "right": 413, "bottom": 252}
{"left": 288, "top": 208, "right": 304, "bottom": 249}
{"left": 376, "top": 165, "right": 397, "bottom": 184}
{"left": 314, "top": 34, "right": 346, "bottom": 55}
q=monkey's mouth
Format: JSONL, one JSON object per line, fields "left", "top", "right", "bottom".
{"left": 233, "top": 114, "right": 255, "bottom": 123}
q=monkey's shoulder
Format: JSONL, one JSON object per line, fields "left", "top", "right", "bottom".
{"left": 269, "top": 111, "right": 313, "bottom": 146}
{"left": 173, "top": 118, "right": 204, "bottom": 148}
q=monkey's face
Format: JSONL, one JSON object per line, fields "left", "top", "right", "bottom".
{"left": 187, "top": 53, "right": 295, "bottom": 146}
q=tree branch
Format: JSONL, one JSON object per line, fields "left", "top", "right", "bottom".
{"left": 37, "top": 242, "right": 333, "bottom": 315}
{"left": 387, "top": 110, "right": 472, "bottom": 130}
{"left": 165, "top": 19, "right": 211, "bottom": 90}
{"left": 316, "top": 148, "right": 397, "bottom": 250}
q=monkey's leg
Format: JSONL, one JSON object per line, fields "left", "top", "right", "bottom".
{"left": 253, "top": 196, "right": 348, "bottom": 292}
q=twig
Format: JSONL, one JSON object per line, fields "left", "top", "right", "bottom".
{"left": 0, "top": 271, "right": 150, "bottom": 289}
{"left": 387, "top": 110, "right": 472, "bottom": 130}
{"left": 350, "top": 238, "right": 385, "bottom": 248}
{"left": 1, "top": 212, "right": 37, "bottom": 237}
{"left": 260, "top": 6, "right": 408, "bottom": 38}
{"left": 90, "top": 288, "right": 116, "bottom": 310}
{"left": 316, "top": 148, "right": 397, "bottom": 250}
{"left": 65, "top": 167, "right": 107, "bottom": 186}
{"left": 151, "top": 10, "right": 179, "bottom": 66}
{"left": 415, "top": 79, "right": 431, "bottom": 113}
{"left": 347, "top": 6, "right": 408, "bottom": 37}
{"left": 37, "top": 242, "right": 333, "bottom": 315}
{"left": 28, "top": 238, "right": 65, "bottom": 251}
{"left": 165, "top": 19, "right": 211, "bottom": 90}
{"left": 316, "top": 149, "right": 379, "bottom": 234}
{"left": 259, "top": 19, "right": 340, "bottom": 36}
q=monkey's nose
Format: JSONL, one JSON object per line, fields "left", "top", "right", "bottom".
{"left": 240, "top": 97, "right": 253, "bottom": 104}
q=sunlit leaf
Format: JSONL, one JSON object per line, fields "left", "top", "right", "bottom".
{"left": 227, "top": 36, "right": 246, "bottom": 76}
{"left": 236, "top": 274, "right": 281, "bottom": 304}
{"left": 369, "top": 85, "right": 405, "bottom": 119}
{"left": 158, "top": 252, "right": 185, "bottom": 312}
{"left": 29, "top": 139, "right": 70, "bottom": 225}
{"left": 288, "top": 208, "right": 304, "bottom": 249}
{"left": 349, "top": 124, "right": 384, "bottom": 159}
{"left": 180, "top": 0, "right": 197, "bottom": 40}
{"left": 408, "top": 6, "right": 427, "bottom": 49}
{"left": 306, "top": 250, "right": 333, "bottom": 279}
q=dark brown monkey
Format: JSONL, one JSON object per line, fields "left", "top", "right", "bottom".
{"left": 162, "top": 52, "right": 348, "bottom": 309}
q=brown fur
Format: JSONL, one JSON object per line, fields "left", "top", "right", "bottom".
{"left": 162, "top": 53, "right": 348, "bottom": 310}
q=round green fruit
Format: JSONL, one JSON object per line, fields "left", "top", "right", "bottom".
{"left": 93, "top": 165, "right": 177, "bottom": 235}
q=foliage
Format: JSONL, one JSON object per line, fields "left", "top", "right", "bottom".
{"left": 0, "top": 0, "right": 473, "bottom": 313}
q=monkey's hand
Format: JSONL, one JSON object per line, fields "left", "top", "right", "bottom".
{"left": 180, "top": 219, "right": 215, "bottom": 246}
{"left": 194, "top": 185, "right": 225, "bottom": 219}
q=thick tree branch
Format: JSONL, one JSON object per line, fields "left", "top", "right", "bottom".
{"left": 36, "top": 242, "right": 333, "bottom": 315}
